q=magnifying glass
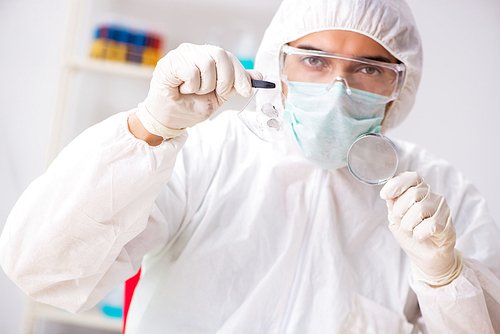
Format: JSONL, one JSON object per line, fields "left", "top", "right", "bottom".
{"left": 347, "top": 133, "right": 399, "bottom": 185}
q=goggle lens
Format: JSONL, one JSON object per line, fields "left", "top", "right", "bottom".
{"left": 280, "top": 46, "right": 405, "bottom": 104}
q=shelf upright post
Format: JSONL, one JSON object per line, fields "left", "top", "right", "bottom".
{"left": 44, "top": 0, "right": 87, "bottom": 168}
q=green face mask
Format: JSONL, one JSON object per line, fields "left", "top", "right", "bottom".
{"left": 284, "top": 81, "right": 387, "bottom": 170}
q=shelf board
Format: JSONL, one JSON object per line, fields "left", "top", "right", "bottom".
{"left": 36, "top": 303, "right": 122, "bottom": 332}
{"left": 69, "top": 58, "right": 154, "bottom": 80}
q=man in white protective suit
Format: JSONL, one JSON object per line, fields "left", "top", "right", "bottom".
{"left": 1, "top": 0, "right": 500, "bottom": 333}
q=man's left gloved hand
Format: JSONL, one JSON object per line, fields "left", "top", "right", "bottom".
{"left": 380, "top": 171, "right": 463, "bottom": 287}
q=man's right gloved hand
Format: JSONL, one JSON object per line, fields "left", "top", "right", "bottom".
{"left": 136, "top": 43, "right": 260, "bottom": 139}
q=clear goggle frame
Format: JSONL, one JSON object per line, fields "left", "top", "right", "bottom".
{"left": 279, "top": 45, "right": 406, "bottom": 104}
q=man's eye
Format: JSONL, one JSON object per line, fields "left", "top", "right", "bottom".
{"left": 303, "top": 57, "right": 324, "bottom": 67}
{"left": 361, "top": 66, "right": 381, "bottom": 75}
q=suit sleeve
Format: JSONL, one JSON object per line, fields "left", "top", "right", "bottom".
{"left": 0, "top": 111, "right": 187, "bottom": 313}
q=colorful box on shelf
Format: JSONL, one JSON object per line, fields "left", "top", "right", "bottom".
{"left": 90, "top": 24, "right": 165, "bottom": 67}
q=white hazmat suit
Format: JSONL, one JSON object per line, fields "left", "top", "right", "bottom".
{"left": 1, "top": 0, "right": 500, "bottom": 333}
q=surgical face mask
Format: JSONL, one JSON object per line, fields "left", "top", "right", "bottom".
{"left": 284, "top": 81, "right": 386, "bottom": 170}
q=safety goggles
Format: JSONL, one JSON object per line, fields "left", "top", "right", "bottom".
{"left": 279, "top": 45, "right": 406, "bottom": 104}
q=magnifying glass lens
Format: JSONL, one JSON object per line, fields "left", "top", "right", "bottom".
{"left": 347, "top": 133, "right": 399, "bottom": 185}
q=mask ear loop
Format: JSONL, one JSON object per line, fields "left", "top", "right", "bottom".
{"left": 327, "top": 77, "right": 352, "bottom": 95}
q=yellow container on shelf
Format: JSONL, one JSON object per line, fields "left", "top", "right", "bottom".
{"left": 90, "top": 24, "right": 165, "bottom": 66}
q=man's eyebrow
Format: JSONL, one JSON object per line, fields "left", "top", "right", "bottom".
{"left": 294, "top": 44, "right": 394, "bottom": 63}
{"left": 295, "top": 44, "right": 323, "bottom": 51}
{"left": 295, "top": 44, "right": 326, "bottom": 52}
{"left": 360, "top": 55, "right": 393, "bottom": 63}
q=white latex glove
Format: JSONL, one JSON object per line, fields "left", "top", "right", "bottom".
{"left": 137, "top": 43, "right": 260, "bottom": 139}
{"left": 380, "top": 171, "right": 463, "bottom": 286}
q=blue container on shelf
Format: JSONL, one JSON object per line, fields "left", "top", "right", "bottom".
{"left": 98, "top": 284, "right": 124, "bottom": 318}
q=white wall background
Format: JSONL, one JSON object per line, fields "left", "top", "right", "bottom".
{"left": 0, "top": 0, "right": 499, "bottom": 333}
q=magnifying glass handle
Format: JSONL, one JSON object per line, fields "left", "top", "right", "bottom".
{"left": 251, "top": 79, "right": 276, "bottom": 89}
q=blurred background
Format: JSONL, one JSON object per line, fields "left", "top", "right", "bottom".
{"left": 1, "top": 0, "right": 499, "bottom": 333}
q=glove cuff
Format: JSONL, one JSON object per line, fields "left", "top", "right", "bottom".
{"left": 411, "top": 249, "right": 463, "bottom": 286}
{"left": 137, "top": 102, "right": 185, "bottom": 139}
